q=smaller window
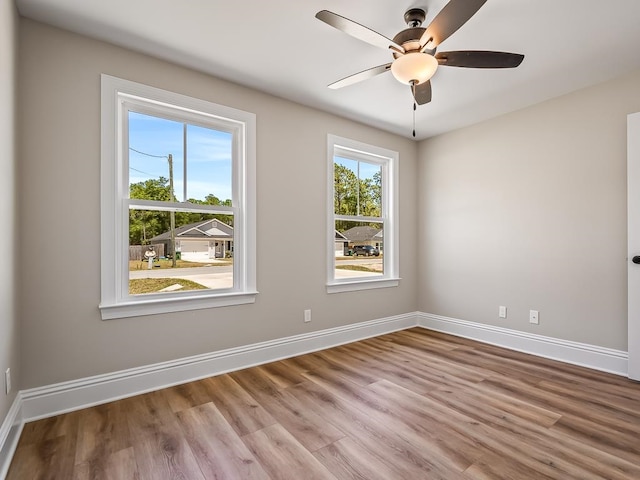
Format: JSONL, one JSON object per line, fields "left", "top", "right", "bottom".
{"left": 327, "top": 135, "right": 399, "bottom": 293}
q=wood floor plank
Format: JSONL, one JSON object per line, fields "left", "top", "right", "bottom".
{"left": 301, "top": 371, "right": 474, "bottom": 478}
{"left": 288, "top": 380, "right": 469, "bottom": 479}
{"left": 73, "top": 400, "right": 131, "bottom": 467}
{"left": 463, "top": 452, "right": 558, "bottom": 480}
{"left": 537, "top": 379, "right": 640, "bottom": 425}
{"left": 551, "top": 413, "right": 640, "bottom": 461}
{"left": 16, "top": 410, "right": 78, "bottom": 446}
{"left": 253, "top": 387, "right": 345, "bottom": 452}
{"left": 430, "top": 381, "right": 562, "bottom": 428}
{"left": 8, "top": 329, "right": 640, "bottom": 480}
{"left": 479, "top": 374, "right": 640, "bottom": 458}
{"left": 74, "top": 447, "right": 140, "bottom": 480}
{"left": 310, "top": 349, "right": 380, "bottom": 386}
{"left": 120, "top": 390, "right": 205, "bottom": 479}
{"left": 322, "top": 343, "right": 446, "bottom": 394}
{"left": 242, "top": 424, "right": 336, "bottom": 480}
{"left": 200, "top": 374, "right": 277, "bottom": 436}
{"left": 227, "top": 366, "right": 345, "bottom": 451}
{"left": 424, "top": 385, "right": 640, "bottom": 480}
{"left": 313, "top": 437, "right": 409, "bottom": 480}
{"left": 6, "top": 435, "right": 77, "bottom": 480}
{"left": 129, "top": 430, "right": 205, "bottom": 480}
{"left": 162, "top": 379, "right": 212, "bottom": 413}
{"left": 258, "top": 361, "right": 306, "bottom": 388}
{"left": 176, "top": 402, "right": 269, "bottom": 479}
{"left": 229, "top": 365, "right": 282, "bottom": 400}
{"left": 368, "top": 379, "right": 609, "bottom": 480}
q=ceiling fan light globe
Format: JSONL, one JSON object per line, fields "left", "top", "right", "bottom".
{"left": 390, "top": 52, "right": 438, "bottom": 85}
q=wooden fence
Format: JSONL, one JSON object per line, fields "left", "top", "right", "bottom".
{"left": 129, "top": 244, "right": 166, "bottom": 261}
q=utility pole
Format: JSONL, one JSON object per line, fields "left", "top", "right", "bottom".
{"left": 168, "top": 153, "right": 176, "bottom": 268}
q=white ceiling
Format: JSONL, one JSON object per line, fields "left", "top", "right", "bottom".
{"left": 15, "top": 0, "right": 640, "bottom": 140}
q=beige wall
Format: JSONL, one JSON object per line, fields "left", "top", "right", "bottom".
{"left": 16, "top": 13, "right": 639, "bottom": 393}
{"left": 17, "top": 20, "right": 418, "bottom": 389}
{"left": 0, "top": 0, "right": 19, "bottom": 422}
{"left": 418, "top": 68, "right": 640, "bottom": 350}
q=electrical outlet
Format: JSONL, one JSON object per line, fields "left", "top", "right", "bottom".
{"left": 499, "top": 306, "right": 507, "bottom": 318}
{"left": 5, "top": 368, "right": 10, "bottom": 395}
{"left": 529, "top": 310, "right": 539, "bottom": 325}
{"left": 304, "top": 309, "right": 311, "bottom": 323}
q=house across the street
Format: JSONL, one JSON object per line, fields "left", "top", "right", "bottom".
{"left": 150, "top": 218, "right": 233, "bottom": 262}
{"left": 340, "top": 225, "right": 383, "bottom": 254}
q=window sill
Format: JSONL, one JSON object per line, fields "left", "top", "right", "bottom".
{"left": 99, "top": 291, "right": 258, "bottom": 320}
{"left": 326, "top": 278, "right": 400, "bottom": 294}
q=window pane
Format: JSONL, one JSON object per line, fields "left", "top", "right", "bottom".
{"left": 186, "top": 124, "right": 233, "bottom": 205}
{"left": 334, "top": 157, "right": 358, "bottom": 215}
{"left": 129, "top": 111, "right": 184, "bottom": 201}
{"left": 334, "top": 157, "right": 382, "bottom": 217}
{"left": 359, "top": 162, "right": 382, "bottom": 218}
{"left": 334, "top": 220, "right": 383, "bottom": 279}
{"left": 129, "top": 209, "right": 234, "bottom": 295}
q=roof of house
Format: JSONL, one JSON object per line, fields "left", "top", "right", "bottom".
{"left": 341, "top": 226, "right": 382, "bottom": 243}
{"left": 150, "top": 218, "right": 233, "bottom": 242}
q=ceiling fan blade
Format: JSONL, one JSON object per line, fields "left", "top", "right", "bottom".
{"left": 419, "top": 0, "right": 487, "bottom": 49}
{"left": 328, "top": 63, "right": 392, "bottom": 89}
{"left": 436, "top": 51, "right": 524, "bottom": 68}
{"left": 413, "top": 80, "right": 432, "bottom": 105}
{"left": 316, "top": 10, "right": 405, "bottom": 53}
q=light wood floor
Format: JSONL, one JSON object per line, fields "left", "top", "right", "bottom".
{"left": 7, "top": 328, "right": 640, "bottom": 479}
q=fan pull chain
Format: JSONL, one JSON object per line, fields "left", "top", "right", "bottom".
{"left": 413, "top": 101, "right": 417, "bottom": 138}
{"left": 411, "top": 82, "right": 417, "bottom": 138}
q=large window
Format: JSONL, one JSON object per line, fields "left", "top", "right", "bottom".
{"left": 327, "top": 135, "right": 399, "bottom": 292}
{"left": 100, "top": 75, "right": 256, "bottom": 319}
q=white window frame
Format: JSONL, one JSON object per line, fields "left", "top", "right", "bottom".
{"left": 326, "top": 134, "right": 400, "bottom": 293}
{"left": 100, "top": 75, "right": 257, "bottom": 319}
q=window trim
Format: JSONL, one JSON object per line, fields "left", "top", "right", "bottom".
{"left": 100, "top": 75, "right": 257, "bottom": 319}
{"left": 326, "top": 134, "right": 400, "bottom": 293}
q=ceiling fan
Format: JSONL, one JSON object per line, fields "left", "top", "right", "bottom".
{"left": 315, "top": 0, "right": 524, "bottom": 107}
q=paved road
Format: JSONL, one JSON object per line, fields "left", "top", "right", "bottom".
{"left": 130, "top": 265, "right": 232, "bottom": 278}
{"left": 130, "top": 257, "right": 382, "bottom": 289}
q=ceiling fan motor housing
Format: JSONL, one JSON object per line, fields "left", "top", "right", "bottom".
{"left": 404, "top": 8, "right": 426, "bottom": 27}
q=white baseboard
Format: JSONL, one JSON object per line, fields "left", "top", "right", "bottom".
{"left": 0, "top": 394, "right": 24, "bottom": 480}
{"left": 418, "top": 312, "right": 628, "bottom": 376}
{"left": 20, "top": 312, "right": 418, "bottom": 422}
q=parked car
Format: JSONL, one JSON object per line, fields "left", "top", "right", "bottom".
{"left": 353, "top": 245, "right": 380, "bottom": 256}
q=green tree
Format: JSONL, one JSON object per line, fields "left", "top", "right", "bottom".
{"left": 176, "top": 194, "right": 233, "bottom": 227}
{"left": 358, "top": 171, "right": 382, "bottom": 218}
{"left": 130, "top": 176, "right": 172, "bottom": 202}
{"left": 129, "top": 177, "right": 172, "bottom": 245}
{"left": 334, "top": 164, "right": 358, "bottom": 215}
{"left": 334, "top": 163, "right": 382, "bottom": 231}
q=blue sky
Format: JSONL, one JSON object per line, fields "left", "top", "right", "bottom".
{"left": 335, "top": 156, "right": 381, "bottom": 183}
{"left": 128, "top": 111, "right": 233, "bottom": 202}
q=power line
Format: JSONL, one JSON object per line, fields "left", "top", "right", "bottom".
{"left": 129, "top": 147, "right": 167, "bottom": 159}
{"left": 129, "top": 166, "right": 155, "bottom": 177}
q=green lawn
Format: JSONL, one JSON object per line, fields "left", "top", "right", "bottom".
{"left": 335, "top": 264, "right": 381, "bottom": 273}
{"left": 129, "top": 278, "right": 208, "bottom": 294}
